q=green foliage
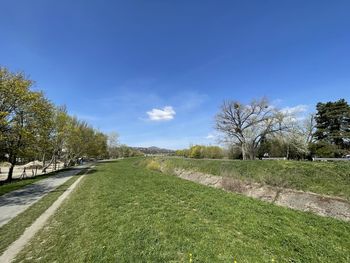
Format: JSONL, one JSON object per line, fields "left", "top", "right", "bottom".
{"left": 309, "top": 142, "right": 343, "bottom": 158}
{"left": 314, "top": 99, "right": 350, "bottom": 154}
{"left": 0, "top": 66, "right": 109, "bottom": 180}
{"left": 146, "top": 159, "right": 161, "bottom": 171}
{"left": 174, "top": 149, "right": 189, "bottom": 157}
{"left": 176, "top": 145, "right": 224, "bottom": 159}
{"left": 189, "top": 145, "right": 203, "bottom": 158}
{"left": 14, "top": 159, "right": 350, "bottom": 262}
{"left": 257, "top": 137, "right": 309, "bottom": 160}
{"left": 0, "top": 67, "right": 54, "bottom": 174}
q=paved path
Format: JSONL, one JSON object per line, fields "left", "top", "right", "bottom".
{"left": 0, "top": 169, "right": 90, "bottom": 263}
{"left": 0, "top": 164, "right": 90, "bottom": 227}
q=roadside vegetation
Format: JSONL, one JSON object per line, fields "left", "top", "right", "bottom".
{"left": 13, "top": 159, "right": 350, "bottom": 262}
{"left": 142, "top": 157, "right": 350, "bottom": 200}
{"left": 0, "top": 67, "right": 109, "bottom": 182}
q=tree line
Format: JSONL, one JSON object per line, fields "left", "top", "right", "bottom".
{"left": 0, "top": 67, "right": 111, "bottom": 181}
{"left": 177, "top": 97, "right": 350, "bottom": 160}
{"left": 106, "top": 132, "right": 144, "bottom": 158}
{"left": 175, "top": 145, "right": 224, "bottom": 159}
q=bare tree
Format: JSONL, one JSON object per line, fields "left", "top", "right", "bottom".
{"left": 302, "top": 113, "right": 316, "bottom": 145}
{"left": 215, "top": 98, "right": 288, "bottom": 160}
{"left": 283, "top": 113, "right": 316, "bottom": 158}
{"left": 107, "top": 132, "right": 120, "bottom": 158}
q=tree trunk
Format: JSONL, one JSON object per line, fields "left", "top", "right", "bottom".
{"left": 42, "top": 154, "right": 55, "bottom": 173}
{"left": 7, "top": 163, "right": 15, "bottom": 182}
{"left": 42, "top": 153, "right": 46, "bottom": 167}
{"left": 241, "top": 144, "right": 247, "bottom": 160}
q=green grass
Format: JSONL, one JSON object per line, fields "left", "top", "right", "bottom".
{"left": 0, "top": 174, "right": 81, "bottom": 254}
{"left": 154, "top": 157, "right": 350, "bottom": 200}
{"left": 0, "top": 168, "right": 70, "bottom": 196}
{"left": 14, "top": 159, "right": 350, "bottom": 262}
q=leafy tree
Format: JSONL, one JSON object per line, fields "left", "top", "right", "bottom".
{"left": 189, "top": 145, "right": 203, "bottom": 158}
{"left": 176, "top": 145, "right": 224, "bottom": 159}
{"left": 314, "top": 99, "right": 350, "bottom": 150}
{"left": 1, "top": 67, "right": 110, "bottom": 180}
{"left": 0, "top": 68, "right": 54, "bottom": 181}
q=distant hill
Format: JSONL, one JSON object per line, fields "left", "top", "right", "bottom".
{"left": 131, "top": 146, "right": 174, "bottom": 155}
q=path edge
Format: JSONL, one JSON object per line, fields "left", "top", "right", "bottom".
{"left": 0, "top": 166, "right": 92, "bottom": 263}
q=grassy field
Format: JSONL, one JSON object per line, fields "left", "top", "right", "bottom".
{"left": 14, "top": 159, "right": 350, "bottom": 262}
{"left": 154, "top": 157, "right": 350, "bottom": 200}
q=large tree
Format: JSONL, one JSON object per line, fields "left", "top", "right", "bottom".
{"left": 0, "top": 68, "right": 54, "bottom": 181}
{"left": 314, "top": 99, "right": 350, "bottom": 151}
{"left": 215, "top": 98, "right": 288, "bottom": 160}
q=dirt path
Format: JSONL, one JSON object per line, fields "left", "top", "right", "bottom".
{"left": 0, "top": 167, "right": 91, "bottom": 263}
{"left": 171, "top": 168, "right": 350, "bottom": 221}
{"left": 0, "top": 164, "right": 90, "bottom": 227}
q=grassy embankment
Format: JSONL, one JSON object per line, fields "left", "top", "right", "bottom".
{"left": 152, "top": 157, "right": 350, "bottom": 200}
{"left": 13, "top": 159, "right": 350, "bottom": 262}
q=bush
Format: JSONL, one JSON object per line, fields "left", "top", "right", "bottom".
{"left": 176, "top": 145, "right": 225, "bottom": 159}
{"left": 146, "top": 160, "right": 161, "bottom": 171}
{"left": 309, "top": 142, "right": 343, "bottom": 158}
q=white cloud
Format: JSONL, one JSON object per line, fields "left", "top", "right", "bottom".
{"left": 147, "top": 106, "right": 176, "bottom": 121}
{"left": 205, "top": 134, "right": 215, "bottom": 139}
{"left": 281, "top": 105, "right": 309, "bottom": 115}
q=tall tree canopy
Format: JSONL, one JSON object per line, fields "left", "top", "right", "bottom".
{"left": 0, "top": 66, "right": 109, "bottom": 181}
{"left": 314, "top": 99, "right": 350, "bottom": 150}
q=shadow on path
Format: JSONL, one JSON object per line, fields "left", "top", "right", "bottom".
{"left": 0, "top": 165, "right": 91, "bottom": 227}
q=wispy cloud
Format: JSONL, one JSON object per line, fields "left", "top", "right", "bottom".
{"left": 281, "top": 104, "right": 309, "bottom": 115}
{"left": 147, "top": 106, "right": 176, "bottom": 121}
{"left": 205, "top": 133, "right": 215, "bottom": 139}
{"left": 174, "top": 91, "right": 208, "bottom": 112}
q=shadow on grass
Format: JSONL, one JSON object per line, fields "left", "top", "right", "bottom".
{"left": 84, "top": 168, "right": 98, "bottom": 175}
{"left": 97, "top": 160, "right": 121, "bottom": 164}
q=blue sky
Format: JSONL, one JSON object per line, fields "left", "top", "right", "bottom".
{"left": 1, "top": 1, "right": 350, "bottom": 149}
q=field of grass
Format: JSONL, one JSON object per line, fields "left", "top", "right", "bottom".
{"left": 155, "top": 157, "right": 350, "bottom": 200}
{"left": 14, "top": 159, "right": 350, "bottom": 262}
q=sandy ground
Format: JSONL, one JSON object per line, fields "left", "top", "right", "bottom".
{"left": 0, "top": 164, "right": 90, "bottom": 227}
{"left": 170, "top": 167, "right": 350, "bottom": 222}
{"left": 0, "top": 163, "right": 64, "bottom": 181}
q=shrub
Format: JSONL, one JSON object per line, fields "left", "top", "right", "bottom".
{"left": 146, "top": 160, "right": 161, "bottom": 171}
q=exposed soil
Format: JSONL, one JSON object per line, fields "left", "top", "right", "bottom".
{"left": 168, "top": 167, "right": 350, "bottom": 222}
